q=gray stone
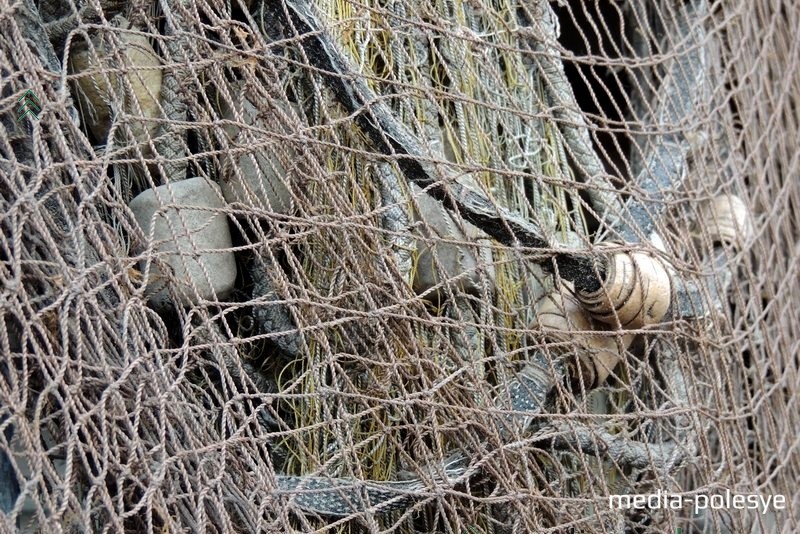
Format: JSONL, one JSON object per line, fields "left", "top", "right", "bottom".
{"left": 130, "top": 177, "right": 237, "bottom": 308}
{"left": 410, "top": 180, "right": 495, "bottom": 297}
{"left": 218, "top": 86, "right": 295, "bottom": 214}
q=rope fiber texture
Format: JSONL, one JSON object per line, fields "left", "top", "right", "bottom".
{"left": 1, "top": 0, "right": 798, "bottom": 532}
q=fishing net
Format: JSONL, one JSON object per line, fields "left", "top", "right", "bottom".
{"left": 1, "top": 0, "right": 798, "bottom": 532}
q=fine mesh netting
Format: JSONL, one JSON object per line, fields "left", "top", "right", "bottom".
{"left": 1, "top": 0, "right": 798, "bottom": 532}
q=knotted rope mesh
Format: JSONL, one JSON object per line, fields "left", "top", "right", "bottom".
{"left": 1, "top": 0, "right": 798, "bottom": 532}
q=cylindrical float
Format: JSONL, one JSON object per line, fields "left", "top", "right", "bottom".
{"left": 534, "top": 285, "right": 633, "bottom": 387}
{"left": 576, "top": 249, "right": 672, "bottom": 329}
{"left": 702, "top": 194, "right": 753, "bottom": 248}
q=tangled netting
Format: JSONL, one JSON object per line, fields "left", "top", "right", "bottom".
{"left": 1, "top": 0, "right": 798, "bottom": 532}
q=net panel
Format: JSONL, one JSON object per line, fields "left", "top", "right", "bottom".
{"left": 0, "top": 0, "right": 798, "bottom": 532}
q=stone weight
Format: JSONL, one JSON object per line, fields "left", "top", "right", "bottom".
{"left": 129, "top": 177, "right": 237, "bottom": 308}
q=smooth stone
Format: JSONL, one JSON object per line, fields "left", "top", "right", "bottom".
{"left": 410, "top": 181, "right": 495, "bottom": 297}
{"left": 68, "top": 19, "right": 162, "bottom": 145}
{"left": 218, "top": 85, "right": 295, "bottom": 214}
{"left": 130, "top": 177, "right": 237, "bottom": 308}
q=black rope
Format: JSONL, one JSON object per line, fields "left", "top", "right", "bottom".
{"left": 260, "top": 0, "right": 607, "bottom": 293}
